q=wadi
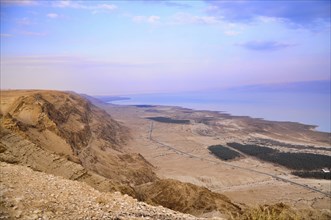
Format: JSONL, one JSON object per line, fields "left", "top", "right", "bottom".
{"left": 0, "top": 90, "right": 330, "bottom": 220}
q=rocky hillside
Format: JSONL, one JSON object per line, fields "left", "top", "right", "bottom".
{"left": 0, "top": 162, "right": 203, "bottom": 220}
{"left": 0, "top": 90, "right": 241, "bottom": 218}
{"left": 0, "top": 90, "right": 157, "bottom": 190}
{"left": 136, "top": 179, "right": 241, "bottom": 217}
{"left": 0, "top": 127, "right": 135, "bottom": 195}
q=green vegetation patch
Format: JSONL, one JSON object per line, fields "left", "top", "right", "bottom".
{"left": 146, "top": 117, "right": 190, "bottom": 124}
{"left": 208, "top": 145, "right": 241, "bottom": 161}
{"left": 253, "top": 138, "right": 331, "bottom": 152}
{"left": 227, "top": 142, "right": 331, "bottom": 171}
{"left": 133, "top": 105, "right": 156, "bottom": 108}
{"left": 291, "top": 171, "right": 331, "bottom": 180}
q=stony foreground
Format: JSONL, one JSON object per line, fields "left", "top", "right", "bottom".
{"left": 0, "top": 162, "right": 210, "bottom": 220}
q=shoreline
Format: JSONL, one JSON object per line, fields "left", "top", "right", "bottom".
{"left": 98, "top": 96, "right": 331, "bottom": 211}
{"left": 107, "top": 100, "right": 330, "bottom": 134}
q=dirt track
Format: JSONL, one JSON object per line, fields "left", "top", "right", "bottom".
{"left": 101, "top": 104, "right": 331, "bottom": 210}
{"left": 149, "top": 121, "right": 330, "bottom": 197}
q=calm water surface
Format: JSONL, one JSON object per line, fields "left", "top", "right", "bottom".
{"left": 111, "top": 91, "right": 330, "bottom": 132}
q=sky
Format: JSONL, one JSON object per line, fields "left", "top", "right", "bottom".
{"left": 0, "top": 0, "right": 330, "bottom": 95}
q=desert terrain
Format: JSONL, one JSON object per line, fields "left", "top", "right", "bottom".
{"left": 0, "top": 90, "right": 330, "bottom": 219}
{"left": 0, "top": 90, "right": 239, "bottom": 219}
{"left": 98, "top": 101, "right": 331, "bottom": 211}
{"left": 0, "top": 162, "right": 201, "bottom": 220}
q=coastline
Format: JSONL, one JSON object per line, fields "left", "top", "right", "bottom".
{"left": 97, "top": 96, "right": 331, "bottom": 211}
{"left": 106, "top": 99, "right": 329, "bottom": 134}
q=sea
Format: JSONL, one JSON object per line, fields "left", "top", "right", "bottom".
{"left": 110, "top": 82, "right": 331, "bottom": 132}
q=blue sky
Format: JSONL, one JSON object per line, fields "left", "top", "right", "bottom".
{"left": 0, "top": 0, "right": 330, "bottom": 95}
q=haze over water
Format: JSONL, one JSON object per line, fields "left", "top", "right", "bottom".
{"left": 113, "top": 81, "right": 331, "bottom": 132}
{"left": 1, "top": 1, "right": 330, "bottom": 132}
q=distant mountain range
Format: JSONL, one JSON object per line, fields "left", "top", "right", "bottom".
{"left": 225, "top": 80, "right": 330, "bottom": 94}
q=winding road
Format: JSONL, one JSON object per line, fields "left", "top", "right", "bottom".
{"left": 148, "top": 122, "right": 331, "bottom": 197}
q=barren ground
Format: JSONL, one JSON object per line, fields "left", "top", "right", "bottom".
{"left": 100, "top": 104, "right": 331, "bottom": 211}
{"left": 0, "top": 162, "right": 201, "bottom": 220}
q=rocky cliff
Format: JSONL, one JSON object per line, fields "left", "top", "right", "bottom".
{"left": 136, "top": 179, "right": 241, "bottom": 217}
{"left": 0, "top": 90, "right": 241, "bottom": 218}
{"left": 0, "top": 90, "right": 157, "bottom": 190}
{"left": 0, "top": 162, "right": 203, "bottom": 220}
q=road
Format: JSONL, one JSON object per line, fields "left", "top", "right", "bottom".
{"left": 148, "top": 122, "right": 331, "bottom": 197}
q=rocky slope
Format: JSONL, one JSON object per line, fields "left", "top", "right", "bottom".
{"left": 0, "top": 162, "right": 203, "bottom": 220}
{"left": 2, "top": 161, "right": 328, "bottom": 220}
{"left": 0, "top": 90, "right": 157, "bottom": 191}
{"left": 136, "top": 179, "right": 241, "bottom": 217}
{"left": 0, "top": 128, "right": 134, "bottom": 195}
{"left": 0, "top": 90, "right": 241, "bottom": 218}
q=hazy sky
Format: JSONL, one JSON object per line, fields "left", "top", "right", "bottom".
{"left": 1, "top": 0, "right": 330, "bottom": 95}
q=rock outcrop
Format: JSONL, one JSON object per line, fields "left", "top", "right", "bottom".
{"left": 0, "top": 90, "right": 241, "bottom": 218}
{"left": 0, "top": 90, "right": 157, "bottom": 191}
{"left": 0, "top": 128, "right": 134, "bottom": 195}
{"left": 136, "top": 179, "right": 241, "bottom": 217}
{"left": 0, "top": 162, "right": 204, "bottom": 220}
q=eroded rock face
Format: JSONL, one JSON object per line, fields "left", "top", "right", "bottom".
{"left": 0, "top": 90, "right": 157, "bottom": 189}
{"left": 0, "top": 162, "right": 203, "bottom": 220}
{"left": 1, "top": 91, "right": 123, "bottom": 152}
{"left": 136, "top": 179, "right": 241, "bottom": 217}
{"left": 0, "top": 127, "right": 136, "bottom": 196}
{"left": 0, "top": 90, "right": 241, "bottom": 217}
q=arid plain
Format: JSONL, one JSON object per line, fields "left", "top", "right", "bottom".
{"left": 1, "top": 90, "right": 330, "bottom": 219}
{"left": 100, "top": 102, "right": 331, "bottom": 211}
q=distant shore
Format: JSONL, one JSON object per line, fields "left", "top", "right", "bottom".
{"left": 102, "top": 97, "right": 330, "bottom": 134}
